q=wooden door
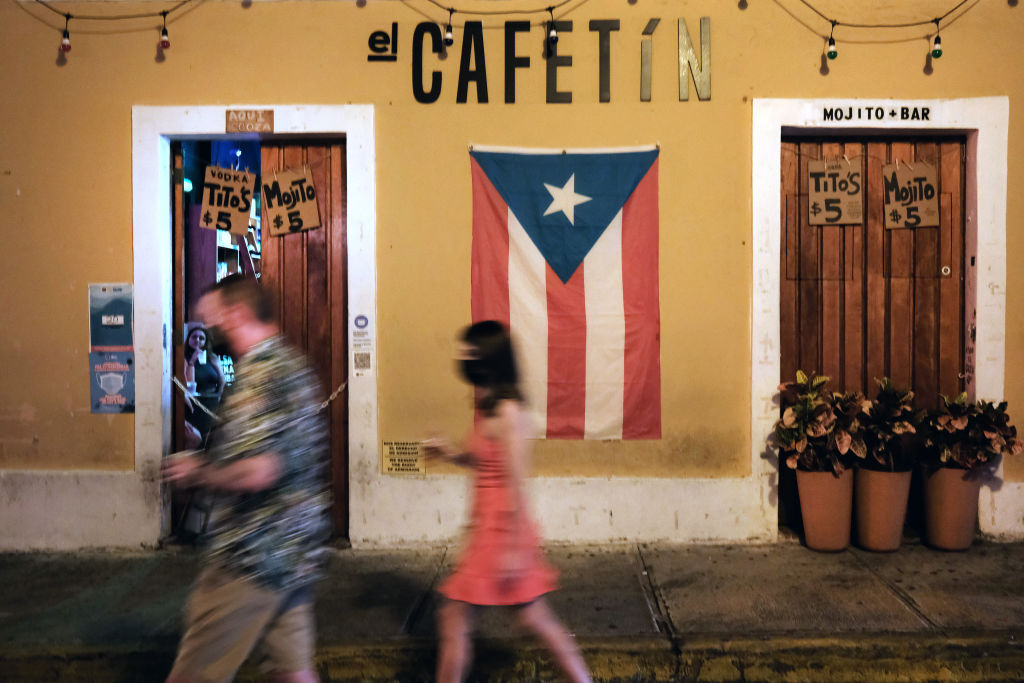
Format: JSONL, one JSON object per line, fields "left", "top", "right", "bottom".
{"left": 261, "top": 140, "right": 349, "bottom": 539}
{"left": 780, "top": 136, "right": 966, "bottom": 405}
{"left": 779, "top": 136, "right": 967, "bottom": 531}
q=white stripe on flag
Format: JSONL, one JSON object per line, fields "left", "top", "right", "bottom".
{"left": 584, "top": 211, "right": 625, "bottom": 439}
{"left": 508, "top": 208, "right": 548, "bottom": 439}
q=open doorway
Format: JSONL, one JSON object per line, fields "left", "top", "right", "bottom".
{"left": 169, "top": 137, "right": 350, "bottom": 542}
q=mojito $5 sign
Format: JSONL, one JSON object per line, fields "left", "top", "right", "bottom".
{"left": 262, "top": 166, "right": 321, "bottom": 236}
{"left": 881, "top": 162, "right": 939, "bottom": 229}
{"left": 807, "top": 159, "right": 863, "bottom": 225}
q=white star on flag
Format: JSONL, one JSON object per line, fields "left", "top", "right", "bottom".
{"left": 543, "top": 173, "right": 591, "bottom": 225}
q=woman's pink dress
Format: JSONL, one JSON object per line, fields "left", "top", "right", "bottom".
{"left": 439, "top": 426, "right": 559, "bottom": 605}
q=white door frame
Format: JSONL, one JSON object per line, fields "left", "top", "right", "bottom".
{"left": 132, "top": 105, "right": 377, "bottom": 542}
{"left": 751, "top": 97, "right": 1015, "bottom": 539}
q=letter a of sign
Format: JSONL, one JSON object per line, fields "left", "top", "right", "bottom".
{"left": 261, "top": 165, "right": 322, "bottom": 237}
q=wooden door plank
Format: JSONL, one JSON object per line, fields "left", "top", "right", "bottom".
{"left": 260, "top": 146, "right": 284, "bottom": 311}
{"left": 329, "top": 143, "right": 349, "bottom": 535}
{"left": 281, "top": 146, "right": 308, "bottom": 349}
{"left": 305, "top": 144, "right": 332, "bottom": 385}
{"left": 780, "top": 142, "right": 800, "bottom": 382}
{"left": 798, "top": 142, "right": 821, "bottom": 377}
{"left": 172, "top": 146, "right": 186, "bottom": 451}
{"left": 938, "top": 141, "right": 965, "bottom": 399}
{"left": 819, "top": 143, "right": 843, "bottom": 387}
{"left": 912, "top": 142, "right": 940, "bottom": 408}
{"left": 842, "top": 143, "right": 865, "bottom": 394}
{"left": 865, "top": 142, "right": 887, "bottom": 390}
{"left": 887, "top": 142, "right": 915, "bottom": 390}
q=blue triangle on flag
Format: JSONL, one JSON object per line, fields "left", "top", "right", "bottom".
{"left": 472, "top": 149, "right": 658, "bottom": 283}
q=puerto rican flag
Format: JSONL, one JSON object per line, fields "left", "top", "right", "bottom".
{"left": 470, "top": 146, "right": 661, "bottom": 440}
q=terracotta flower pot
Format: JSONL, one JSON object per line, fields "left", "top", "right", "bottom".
{"left": 924, "top": 467, "right": 982, "bottom": 551}
{"left": 854, "top": 469, "right": 912, "bottom": 552}
{"left": 796, "top": 468, "right": 853, "bottom": 551}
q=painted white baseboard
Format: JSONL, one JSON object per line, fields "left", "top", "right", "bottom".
{"left": 0, "top": 471, "right": 162, "bottom": 550}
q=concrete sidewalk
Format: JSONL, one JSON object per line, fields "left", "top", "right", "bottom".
{"left": 1, "top": 540, "right": 1023, "bottom": 682}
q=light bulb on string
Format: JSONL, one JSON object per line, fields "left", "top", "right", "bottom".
{"left": 160, "top": 12, "right": 171, "bottom": 49}
{"left": 444, "top": 8, "right": 454, "bottom": 47}
{"left": 60, "top": 14, "right": 71, "bottom": 52}
{"left": 547, "top": 7, "right": 558, "bottom": 45}
{"left": 826, "top": 21, "right": 838, "bottom": 60}
{"left": 931, "top": 19, "right": 942, "bottom": 58}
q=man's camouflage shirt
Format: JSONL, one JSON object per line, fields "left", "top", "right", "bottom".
{"left": 202, "top": 335, "right": 330, "bottom": 591}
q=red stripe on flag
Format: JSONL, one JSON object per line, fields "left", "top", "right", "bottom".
{"left": 621, "top": 159, "right": 662, "bottom": 439}
{"left": 470, "top": 158, "right": 510, "bottom": 326}
{"left": 545, "top": 265, "right": 587, "bottom": 439}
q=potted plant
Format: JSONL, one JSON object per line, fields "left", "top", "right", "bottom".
{"left": 773, "top": 371, "right": 854, "bottom": 551}
{"left": 919, "top": 394, "right": 1024, "bottom": 550}
{"left": 855, "top": 378, "right": 920, "bottom": 551}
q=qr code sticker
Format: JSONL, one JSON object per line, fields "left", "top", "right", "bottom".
{"left": 354, "top": 353, "right": 371, "bottom": 370}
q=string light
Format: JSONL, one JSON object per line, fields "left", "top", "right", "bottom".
{"left": 35, "top": 0, "right": 192, "bottom": 56}
{"left": 797, "top": 0, "right": 973, "bottom": 61}
{"left": 160, "top": 11, "right": 171, "bottom": 50}
{"left": 31, "top": 0, "right": 986, "bottom": 64}
{"left": 60, "top": 13, "right": 71, "bottom": 52}
{"left": 444, "top": 8, "right": 454, "bottom": 47}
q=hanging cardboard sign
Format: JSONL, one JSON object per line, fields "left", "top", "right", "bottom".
{"left": 262, "top": 166, "right": 321, "bottom": 236}
{"left": 807, "top": 159, "right": 863, "bottom": 225}
{"left": 225, "top": 109, "right": 273, "bottom": 133}
{"left": 881, "top": 161, "right": 939, "bottom": 229}
{"left": 200, "top": 165, "right": 254, "bottom": 235}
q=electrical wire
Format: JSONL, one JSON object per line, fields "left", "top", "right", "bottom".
{"left": 796, "top": 0, "right": 972, "bottom": 29}
{"left": 422, "top": 0, "right": 577, "bottom": 17}
{"left": 34, "top": 0, "right": 193, "bottom": 22}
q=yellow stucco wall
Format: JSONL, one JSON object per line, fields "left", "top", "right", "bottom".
{"left": 0, "top": 0, "right": 1021, "bottom": 479}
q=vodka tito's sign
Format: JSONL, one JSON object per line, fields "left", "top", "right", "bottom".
{"left": 366, "top": 17, "right": 710, "bottom": 104}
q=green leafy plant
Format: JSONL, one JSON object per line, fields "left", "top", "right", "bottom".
{"left": 773, "top": 370, "right": 854, "bottom": 476}
{"left": 829, "top": 389, "right": 871, "bottom": 462}
{"left": 921, "top": 393, "right": 1024, "bottom": 470}
{"left": 862, "top": 378, "right": 921, "bottom": 472}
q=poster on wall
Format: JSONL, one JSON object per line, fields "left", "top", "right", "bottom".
{"left": 90, "top": 351, "right": 135, "bottom": 413}
{"left": 88, "top": 283, "right": 135, "bottom": 414}
{"left": 807, "top": 159, "right": 863, "bottom": 225}
{"left": 262, "top": 165, "right": 321, "bottom": 236}
{"left": 881, "top": 161, "right": 939, "bottom": 229}
{"left": 200, "top": 165, "right": 255, "bottom": 235}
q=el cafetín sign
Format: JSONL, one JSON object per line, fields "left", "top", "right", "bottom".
{"left": 366, "top": 17, "right": 710, "bottom": 104}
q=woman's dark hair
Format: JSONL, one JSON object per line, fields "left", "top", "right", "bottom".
{"left": 460, "top": 320, "right": 522, "bottom": 414}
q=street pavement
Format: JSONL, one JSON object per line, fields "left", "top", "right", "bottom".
{"left": 2, "top": 538, "right": 1023, "bottom": 682}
